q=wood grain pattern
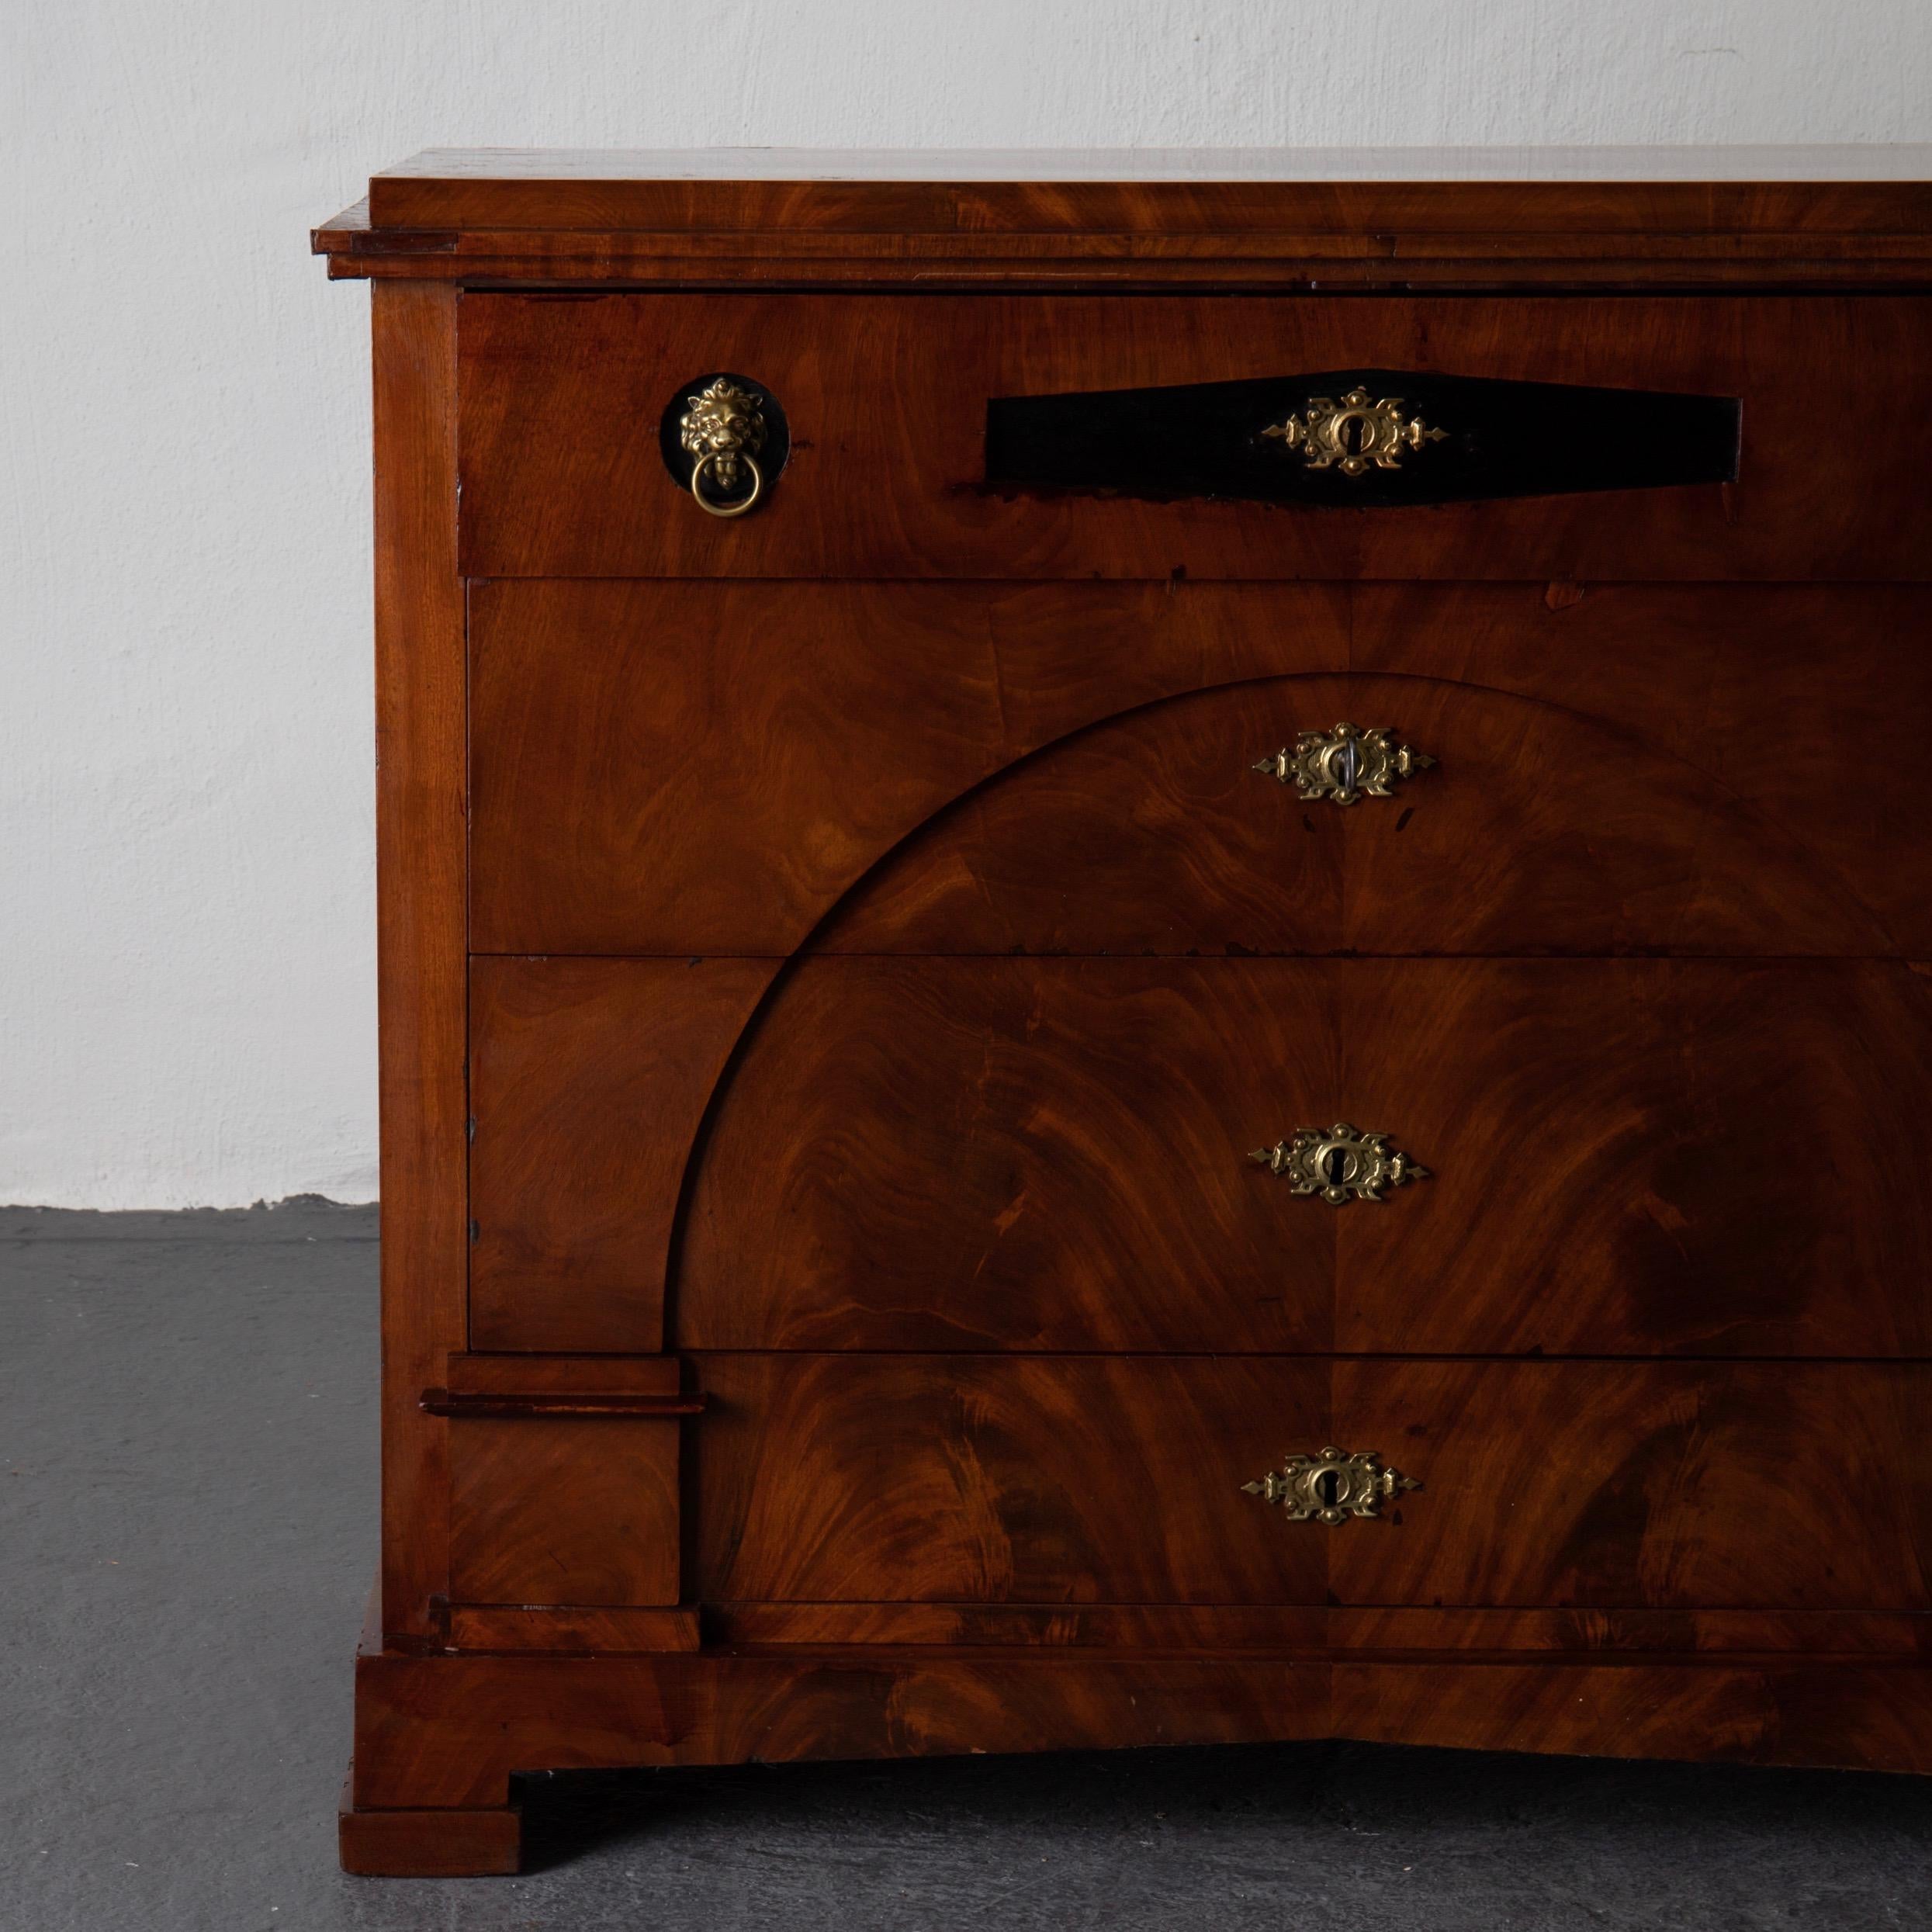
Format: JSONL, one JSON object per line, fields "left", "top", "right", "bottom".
{"left": 446, "top": 1605, "right": 700, "bottom": 1653}
{"left": 710, "top": 1602, "right": 1931, "bottom": 1655}
{"left": 1327, "top": 960, "right": 1932, "bottom": 1359}
{"left": 350, "top": 1643, "right": 1332, "bottom": 1813}
{"left": 677, "top": 958, "right": 1932, "bottom": 1356}
{"left": 442, "top": 1352, "right": 683, "bottom": 1397}
{"left": 338, "top": 1775, "right": 521, "bottom": 1878}
{"left": 819, "top": 673, "right": 1906, "bottom": 959}
{"left": 469, "top": 578, "right": 1349, "bottom": 957}
{"left": 691, "top": 1354, "right": 1329, "bottom": 1606}
{"left": 457, "top": 293, "right": 1932, "bottom": 581}
{"left": 1324, "top": 1608, "right": 1932, "bottom": 1655}
{"left": 370, "top": 281, "right": 467, "bottom": 1643}
{"left": 472, "top": 580, "right": 1932, "bottom": 960}
{"left": 711, "top": 1599, "right": 1932, "bottom": 1661}
{"left": 319, "top": 221, "right": 1932, "bottom": 290}
{"left": 315, "top": 156, "right": 1932, "bottom": 290}
{"left": 683, "top": 960, "right": 1337, "bottom": 1352}
{"left": 1347, "top": 582, "right": 1932, "bottom": 958}
{"left": 468, "top": 956, "right": 776, "bottom": 1352}
{"left": 690, "top": 1355, "right": 1932, "bottom": 1612}
{"left": 447, "top": 1415, "right": 681, "bottom": 1607}
{"left": 362, "top": 152, "right": 1932, "bottom": 234}
{"left": 349, "top": 1643, "right": 1932, "bottom": 1823}
{"left": 324, "top": 166, "right": 1932, "bottom": 1854}
{"left": 1329, "top": 1659, "right": 1932, "bottom": 1772}
{"left": 711, "top": 1604, "right": 1327, "bottom": 1650}
{"left": 423, "top": 1390, "right": 700, "bottom": 1418}
{"left": 1327, "top": 1359, "right": 1932, "bottom": 1612}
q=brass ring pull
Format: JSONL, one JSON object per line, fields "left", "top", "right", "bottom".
{"left": 677, "top": 376, "right": 770, "bottom": 518}
{"left": 1244, "top": 1447, "right": 1421, "bottom": 1525}
{"left": 690, "top": 448, "right": 763, "bottom": 519}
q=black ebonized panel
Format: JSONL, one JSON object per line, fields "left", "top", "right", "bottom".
{"left": 985, "top": 368, "right": 1740, "bottom": 508}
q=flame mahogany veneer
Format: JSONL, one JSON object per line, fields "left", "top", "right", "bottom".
{"left": 317, "top": 152, "right": 1932, "bottom": 1877}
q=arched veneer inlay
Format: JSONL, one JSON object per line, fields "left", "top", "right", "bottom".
{"left": 672, "top": 955, "right": 1932, "bottom": 1358}
{"left": 808, "top": 672, "right": 1896, "bottom": 958}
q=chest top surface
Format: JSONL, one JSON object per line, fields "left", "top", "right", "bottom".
{"left": 313, "top": 146, "right": 1932, "bottom": 290}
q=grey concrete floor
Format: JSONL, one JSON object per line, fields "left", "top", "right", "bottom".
{"left": 3, "top": 1200, "right": 1928, "bottom": 1931}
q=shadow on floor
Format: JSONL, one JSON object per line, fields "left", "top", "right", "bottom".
{"left": 504, "top": 1736, "right": 1932, "bottom": 1921}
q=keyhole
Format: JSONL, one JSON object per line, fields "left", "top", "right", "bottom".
{"left": 1338, "top": 415, "right": 1367, "bottom": 456}
{"left": 1314, "top": 1468, "right": 1342, "bottom": 1508}
{"left": 1333, "top": 740, "right": 1361, "bottom": 791}
{"left": 1321, "top": 1147, "right": 1353, "bottom": 1187}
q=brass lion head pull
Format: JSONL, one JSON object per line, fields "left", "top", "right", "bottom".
{"left": 679, "top": 378, "right": 768, "bottom": 518}
{"left": 1251, "top": 1123, "right": 1428, "bottom": 1204}
{"left": 1262, "top": 386, "right": 1447, "bottom": 476}
{"left": 1252, "top": 722, "right": 1435, "bottom": 806}
{"left": 1244, "top": 1447, "right": 1421, "bottom": 1525}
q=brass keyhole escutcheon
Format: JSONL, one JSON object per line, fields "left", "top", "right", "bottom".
{"left": 1244, "top": 1447, "right": 1421, "bottom": 1525}
{"left": 1331, "top": 409, "right": 1374, "bottom": 459}
{"left": 1251, "top": 1124, "right": 1429, "bottom": 1205}
{"left": 1252, "top": 723, "right": 1435, "bottom": 807}
{"left": 1260, "top": 386, "right": 1448, "bottom": 476}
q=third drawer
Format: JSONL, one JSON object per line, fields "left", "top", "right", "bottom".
{"left": 469, "top": 954, "right": 1932, "bottom": 1358}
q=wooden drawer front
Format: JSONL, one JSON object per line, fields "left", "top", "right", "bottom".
{"left": 470, "top": 580, "right": 1932, "bottom": 960}
{"left": 676, "top": 958, "right": 1932, "bottom": 1357}
{"left": 691, "top": 1356, "right": 1932, "bottom": 1611}
{"left": 458, "top": 292, "right": 1932, "bottom": 581}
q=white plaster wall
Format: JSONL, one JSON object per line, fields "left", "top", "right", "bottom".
{"left": 4, "top": 2, "right": 1929, "bottom": 1207}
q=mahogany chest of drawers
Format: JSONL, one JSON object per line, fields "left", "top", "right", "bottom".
{"left": 315, "top": 151, "right": 1932, "bottom": 1876}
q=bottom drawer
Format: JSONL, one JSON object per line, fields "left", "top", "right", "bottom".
{"left": 690, "top": 1356, "right": 1932, "bottom": 1613}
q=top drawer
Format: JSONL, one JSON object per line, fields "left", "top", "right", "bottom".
{"left": 457, "top": 292, "right": 1932, "bottom": 581}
